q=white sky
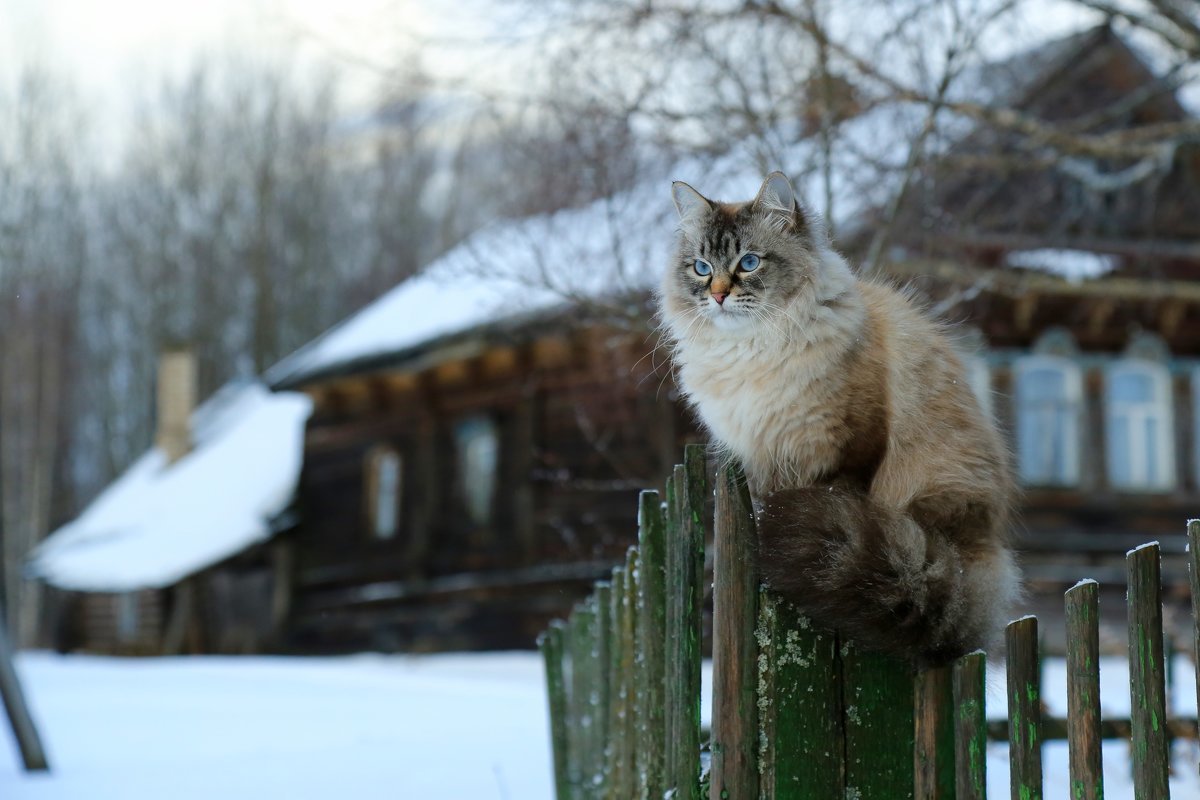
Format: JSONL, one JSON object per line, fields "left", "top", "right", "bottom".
{"left": 0, "top": 0, "right": 492, "bottom": 147}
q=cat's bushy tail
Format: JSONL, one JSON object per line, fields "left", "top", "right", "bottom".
{"left": 756, "top": 485, "right": 1019, "bottom": 666}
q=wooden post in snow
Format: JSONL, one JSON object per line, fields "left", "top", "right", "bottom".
{"left": 0, "top": 610, "right": 48, "bottom": 771}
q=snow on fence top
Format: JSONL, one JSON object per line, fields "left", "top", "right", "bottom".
{"left": 266, "top": 102, "right": 924, "bottom": 388}
{"left": 29, "top": 382, "right": 313, "bottom": 592}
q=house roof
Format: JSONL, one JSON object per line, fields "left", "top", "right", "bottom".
{"left": 267, "top": 98, "right": 926, "bottom": 389}
{"left": 28, "top": 382, "right": 312, "bottom": 592}
{"left": 268, "top": 25, "right": 1197, "bottom": 390}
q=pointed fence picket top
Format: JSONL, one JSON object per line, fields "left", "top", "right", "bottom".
{"left": 539, "top": 456, "right": 1199, "bottom": 799}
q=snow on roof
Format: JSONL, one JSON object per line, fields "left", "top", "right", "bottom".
{"left": 268, "top": 101, "right": 924, "bottom": 387}
{"left": 29, "top": 382, "right": 313, "bottom": 592}
{"left": 1005, "top": 248, "right": 1119, "bottom": 281}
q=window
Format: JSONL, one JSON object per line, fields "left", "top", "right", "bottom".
{"left": 455, "top": 416, "right": 499, "bottom": 525}
{"left": 1106, "top": 361, "right": 1174, "bottom": 491}
{"left": 967, "top": 357, "right": 993, "bottom": 418}
{"left": 1015, "top": 356, "right": 1082, "bottom": 486}
{"left": 366, "top": 447, "right": 402, "bottom": 540}
{"left": 116, "top": 592, "right": 139, "bottom": 643}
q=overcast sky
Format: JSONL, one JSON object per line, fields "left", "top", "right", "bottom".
{"left": 0, "top": 0, "right": 500, "bottom": 147}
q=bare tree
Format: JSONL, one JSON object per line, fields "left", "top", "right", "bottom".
{"left": 0, "top": 67, "right": 91, "bottom": 644}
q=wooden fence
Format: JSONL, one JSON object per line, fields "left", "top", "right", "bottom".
{"left": 538, "top": 444, "right": 1199, "bottom": 799}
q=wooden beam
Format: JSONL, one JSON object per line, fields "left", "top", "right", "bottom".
{"left": 888, "top": 257, "right": 1200, "bottom": 304}
{"left": 943, "top": 230, "right": 1200, "bottom": 261}
{"left": 433, "top": 359, "right": 469, "bottom": 387}
{"left": 481, "top": 346, "right": 519, "bottom": 379}
{"left": 532, "top": 335, "right": 572, "bottom": 369}
{"left": 1086, "top": 298, "right": 1117, "bottom": 338}
{"left": 1159, "top": 300, "right": 1187, "bottom": 338}
{"left": 1015, "top": 293, "right": 1039, "bottom": 332}
{"left": 383, "top": 371, "right": 418, "bottom": 395}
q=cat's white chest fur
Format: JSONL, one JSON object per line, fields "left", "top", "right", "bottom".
{"left": 675, "top": 327, "right": 849, "bottom": 493}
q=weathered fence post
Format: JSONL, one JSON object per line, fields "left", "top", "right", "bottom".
{"left": 709, "top": 462, "right": 759, "bottom": 799}
{"left": 539, "top": 621, "right": 570, "bottom": 799}
{"left": 1006, "top": 616, "right": 1042, "bottom": 800}
{"left": 952, "top": 652, "right": 986, "bottom": 800}
{"left": 915, "top": 665, "right": 955, "bottom": 799}
{"left": 842, "top": 645, "right": 917, "bottom": 798}
{"left": 664, "top": 446, "right": 706, "bottom": 799}
{"left": 636, "top": 490, "right": 667, "bottom": 798}
{"left": 756, "top": 593, "right": 844, "bottom": 799}
{"left": 1065, "top": 579, "right": 1103, "bottom": 800}
{"left": 1127, "top": 542, "right": 1169, "bottom": 799}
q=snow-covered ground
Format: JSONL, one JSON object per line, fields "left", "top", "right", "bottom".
{"left": 1, "top": 652, "right": 553, "bottom": 800}
{"left": 2, "top": 651, "right": 1199, "bottom": 799}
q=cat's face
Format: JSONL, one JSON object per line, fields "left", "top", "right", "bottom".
{"left": 662, "top": 172, "right": 822, "bottom": 334}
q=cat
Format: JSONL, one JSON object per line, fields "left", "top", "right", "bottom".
{"left": 658, "top": 172, "right": 1019, "bottom": 665}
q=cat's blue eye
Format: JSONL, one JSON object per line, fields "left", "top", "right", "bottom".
{"left": 739, "top": 253, "right": 761, "bottom": 272}
{"left": 694, "top": 260, "right": 712, "bottom": 276}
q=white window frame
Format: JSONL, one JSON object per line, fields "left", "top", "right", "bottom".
{"left": 455, "top": 416, "right": 500, "bottom": 525}
{"left": 967, "top": 357, "right": 993, "bottom": 419}
{"left": 116, "top": 592, "right": 140, "bottom": 643}
{"left": 366, "top": 447, "right": 402, "bottom": 540}
{"left": 1104, "top": 360, "right": 1174, "bottom": 492}
{"left": 1015, "top": 355, "right": 1083, "bottom": 487}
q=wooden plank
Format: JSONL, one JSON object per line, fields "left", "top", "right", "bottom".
{"left": 636, "top": 490, "right": 667, "bottom": 800}
{"left": 914, "top": 665, "right": 955, "bottom": 800}
{"left": 757, "top": 593, "right": 844, "bottom": 799}
{"left": 1065, "top": 580, "right": 1104, "bottom": 800}
{"left": 594, "top": 580, "right": 613, "bottom": 796}
{"left": 1005, "top": 616, "right": 1042, "bottom": 800}
{"left": 662, "top": 448, "right": 707, "bottom": 800}
{"left": 953, "top": 653, "right": 987, "bottom": 800}
{"left": 568, "top": 600, "right": 597, "bottom": 797}
{"left": 842, "top": 645, "right": 916, "bottom": 799}
{"left": 540, "top": 621, "right": 570, "bottom": 800}
{"left": 1127, "top": 542, "right": 1170, "bottom": 799}
{"left": 681, "top": 446, "right": 708, "bottom": 798}
{"left": 618, "top": 549, "right": 639, "bottom": 800}
{"left": 709, "top": 461, "right": 760, "bottom": 800}
{"left": 508, "top": 390, "right": 538, "bottom": 558}
{"left": 606, "top": 569, "right": 625, "bottom": 797}
{"left": 986, "top": 716, "right": 1198, "bottom": 741}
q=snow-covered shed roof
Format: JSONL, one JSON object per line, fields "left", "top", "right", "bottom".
{"left": 29, "top": 381, "right": 313, "bottom": 592}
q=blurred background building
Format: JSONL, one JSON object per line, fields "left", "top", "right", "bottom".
{"left": 5, "top": 5, "right": 1200, "bottom": 656}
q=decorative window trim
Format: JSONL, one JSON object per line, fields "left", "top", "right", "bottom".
{"left": 1105, "top": 360, "right": 1174, "bottom": 491}
{"left": 1014, "top": 354, "right": 1083, "bottom": 487}
{"left": 365, "top": 446, "right": 402, "bottom": 540}
{"left": 454, "top": 416, "right": 500, "bottom": 526}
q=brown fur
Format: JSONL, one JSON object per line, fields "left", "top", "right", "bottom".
{"left": 661, "top": 173, "right": 1019, "bottom": 664}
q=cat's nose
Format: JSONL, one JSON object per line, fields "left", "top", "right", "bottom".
{"left": 712, "top": 292, "right": 728, "bottom": 305}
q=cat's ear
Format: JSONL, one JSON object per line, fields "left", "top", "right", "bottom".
{"left": 753, "top": 172, "right": 803, "bottom": 233}
{"left": 671, "top": 181, "right": 713, "bottom": 221}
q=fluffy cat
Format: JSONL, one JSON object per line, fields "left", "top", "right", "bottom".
{"left": 659, "top": 172, "right": 1019, "bottom": 665}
